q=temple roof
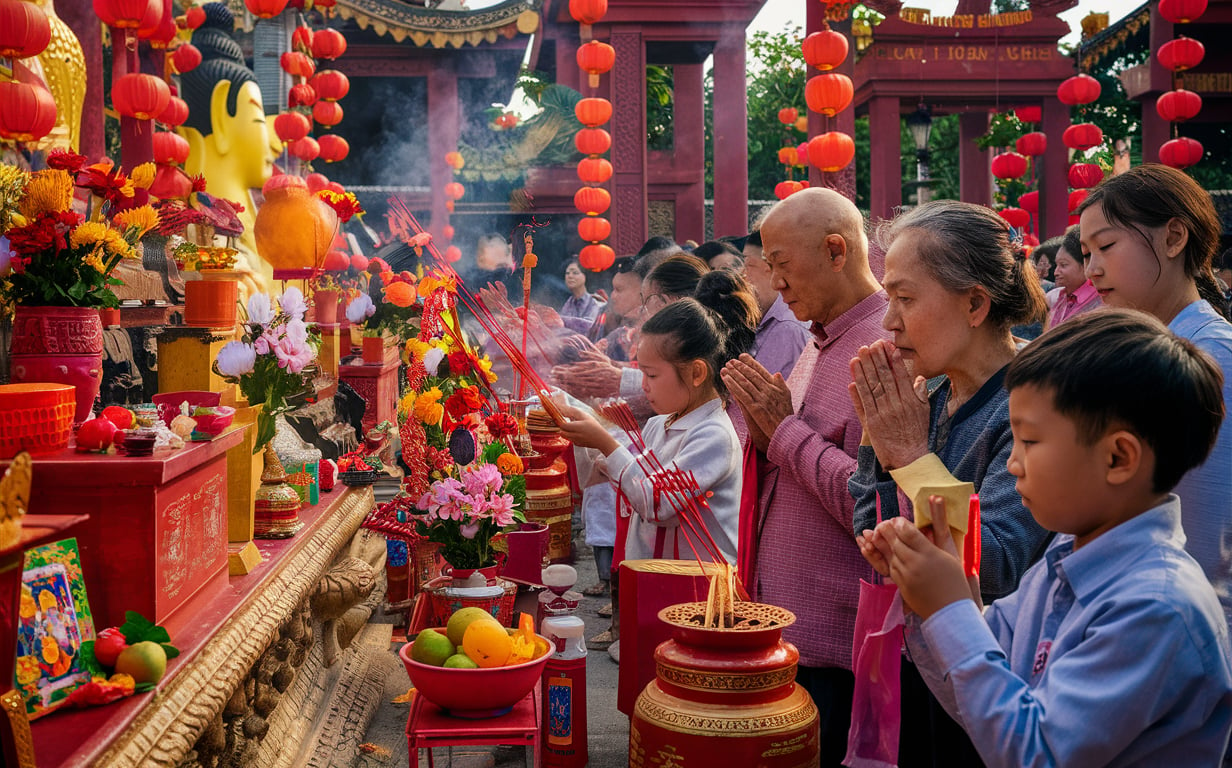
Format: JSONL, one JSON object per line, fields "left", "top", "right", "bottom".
{"left": 332, "top": 0, "right": 541, "bottom": 47}
{"left": 1077, "top": 1, "right": 1149, "bottom": 71}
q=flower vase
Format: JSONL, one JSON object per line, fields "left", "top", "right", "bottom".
{"left": 253, "top": 442, "right": 304, "bottom": 539}
{"left": 9, "top": 306, "right": 104, "bottom": 425}
{"left": 312, "top": 288, "right": 338, "bottom": 324}
{"left": 445, "top": 563, "right": 501, "bottom": 587}
{"left": 184, "top": 270, "right": 239, "bottom": 330}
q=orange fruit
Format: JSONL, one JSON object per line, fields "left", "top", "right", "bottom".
{"left": 462, "top": 620, "right": 512, "bottom": 668}
{"left": 508, "top": 612, "right": 536, "bottom": 665}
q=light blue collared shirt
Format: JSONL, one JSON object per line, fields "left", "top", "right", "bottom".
{"left": 909, "top": 496, "right": 1232, "bottom": 768}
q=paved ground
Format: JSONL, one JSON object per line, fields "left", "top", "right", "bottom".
{"left": 357, "top": 541, "right": 628, "bottom": 768}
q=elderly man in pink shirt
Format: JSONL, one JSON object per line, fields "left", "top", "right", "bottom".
{"left": 723, "top": 187, "right": 888, "bottom": 766}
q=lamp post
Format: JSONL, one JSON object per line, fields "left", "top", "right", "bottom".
{"left": 905, "top": 103, "right": 933, "bottom": 204}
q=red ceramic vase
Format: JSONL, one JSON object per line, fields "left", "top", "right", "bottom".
{"left": 9, "top": 306, "right": 104, "bottom": 425}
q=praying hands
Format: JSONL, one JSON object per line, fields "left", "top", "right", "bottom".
{"left": 721, "top": 354, "right": 793, "bottom": 453}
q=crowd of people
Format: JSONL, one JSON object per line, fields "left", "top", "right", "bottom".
{"left": 488, "top": 164, "right": 1232, "bottom": 767}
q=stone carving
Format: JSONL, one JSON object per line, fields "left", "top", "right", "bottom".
{"left": 309, "top": 556, "right": 376, "bottom": 667}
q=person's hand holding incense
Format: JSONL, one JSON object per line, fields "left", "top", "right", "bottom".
{"left": 721, "top": 354, "right": 793, "bottom": 452}
{"left": 556, "top": 403, "right": 619, "bottom": 456}
{"left": 848, "top": 340, "right": 930, "bottom": 471}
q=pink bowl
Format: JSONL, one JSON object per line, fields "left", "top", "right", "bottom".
{"left": 398, "top": 628, "right": 552, "bottom": 718}
{"left": 153, "top": 391, "right": 221, "bottom": 427}
{"left": 191, "top": 405, "right": 236, "bottom": 440}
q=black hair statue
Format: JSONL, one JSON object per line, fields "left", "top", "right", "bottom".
{"left": 180, "top": 2, "right": 258, "bottom": 137}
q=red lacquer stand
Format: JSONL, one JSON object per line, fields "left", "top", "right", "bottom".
{"left": 339, "top": 357, "right": 399, "bottom": 433}
{"left": 406, "top": 687, "right": 542, "bottom": 768}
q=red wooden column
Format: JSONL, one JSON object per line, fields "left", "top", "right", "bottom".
{"left": 1142, "top": 6, "right": 1175, "bottom": 163}
{"left": 674, "top": 62, "right": 705, "bottom": 244}
{"left": 712, "top": 30, "right": 749, "bottom": 237}
{"left": 428, "top": 59, "right": 460, "bottom": 240}
{"left": 868, "top": 96, "right": 901, "bottom": 222}
{"left": 610, "top": 29, "right": 648, "bottom": 254}
{"left": 959, "top": 111, "right": 992, "bottom": 207}
{"left": 1041, "top": 95, "right": 1070, "bottom": 238}
{"left": 59, "top": 0, "right": 105, "bottom": 160}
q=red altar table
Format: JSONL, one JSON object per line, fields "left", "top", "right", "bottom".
{"left": 0, "top": 429, "right": 243, "bottom": 634}
{"left": 406, "top": 687, "right": 542, "bottom": 768}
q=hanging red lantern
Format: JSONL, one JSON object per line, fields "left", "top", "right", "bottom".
{"left": 1062, "top": 123, "right": 1104, "bottom": 151}
{"left": 149, "top": 164, "right": 192, "bottom": 200}
{"left": 1015, "top": 132, "right": 1047, "bottom": 157}
{"left": 315, "top": 0, "right": 338, "bottom": 10}
{"left": 444, "top": 245, "right": 462, "bottom": 262}
{"left": 574, "top": 187, "right": 611, "bottom": 216}
{"left": 0, "top": 80, "right": 56, "bottom": 142}
{"left": 288, "top": 136, "right": 320, "bottom": 162}
{"left": 184, "top": 5, "right": 205, "bottom": 28}
{"left": 0, "top": 0, "right": 51, "bottom": 59}
{"left": 139, "top": 0, "right": 175, "bottom": 47}
{"left": 93, "top": 0, "right": 158, "bottom": 29}
{"left": 777, "top": 146, "right": 799, "bottom": 166}
{"left": 578, "top": 217, "right": 611, "bottom": 242}
{"left": 111, "top": 73, "right": 170, "bottom": 120}
{"left": 579, "top": 243, "right": 615, "bottom": 272}
{"left": 807, "top": 132, "right": 855, "bottom": 172}
{"left": 1019, "top": 190, "right": 1040, "bottom": 213}
{"left": 575, "top": 97, "right": 613, "bottom": 128}
{"left": 445, "top": 181, "right": 465, "bottom": 201}
{"left": 794, "top": 115, "right": 809, "bottom": 133}
{"left": 442, "top": 224, "right": 456, "bottom": 240}
{"left": 1014, "top": 106, "right": 1042, "bottom": 123}
{"left": 998, "top": 207, "right": 1030, "bottom": 230}
{"left": 170, "top": 43, "right": 202, "bottom": 74}
{"left": 804, "top": 73, "right": 853, "bottom": 117}
{"left": 317, "top": 134, "right": 349, "bottom": 163}
{"left": 1068, "top": 163, "right": 1104, "bottom": 189}
{"left": 1067, "top": 189, "right": 1089, "bottom": 212}
{"left": 575, "top": 127, "right": 611, "bottom": 155}
{"left": 577, "top": 157, "right": 613, "bottom": 184}
{"left": 292, "top": 25, "right": 314, "bottom": 53}
{"left": 244, "top": 0, "right": 290, "bottom": 19}
{"left": 274, "top": 111, "right": 311, "bottom": 143}
{"left": 311, "top": 28, "right": 346, "bottom": 60}
{"left": 778, "top": 107, "right": 798, "bottom": 125}
{"left": 1159, "top": 137, "right": 1204, "bottom": 169}
{"left": 1057, "top": 74, "right": 1101, "bottom": 106}
{"left": 802, "top": 29, "right": 848, "bottom": 71}
{"left": 774, "top": 180, "right": 805, "bottom": 200}
{"left": 157, "top": 95, "right": 188, "bottom": 127}
{"left": 280, "top": 51, "right": 315, "bottom": 79}
{"left": 305, "top": 172, "right": 329, "bottom": 193}
{"left": 577, "top": 41, "right": 615, "bottom": 87}
{"left": 312, "top": 100, "right": 343, "bottom": 127}
{"left": 1157, "top": 36, "right": 1205, "bottom": 71}
{"left": 444, "top": 151, "right": 465, "bottom": 169}
{"left": 569, "top": 0, "right": 607, "bottom": 25}
{"left": 152, "top": 131, "right": 190, "bottom": 164}
{"left": 310, "top": 70, "right": 349, "bottom": 102}
{"left": 1156, "top": 89, "right": 1202, "bottom": 122}
{"left": 1158, "top": 0, "right": 1207, "bottom": 23}
{"left": 288, "top": 83, "right": 317, "bottom": 107}
{"left": 796, "top": 141, "right": 810, "bottom": 167}
{"left": 991, "top": 152, "right": 1029, "bottom": 180}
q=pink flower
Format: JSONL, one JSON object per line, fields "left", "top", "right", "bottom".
{"left": 460, "top": 521, "right": 481, "bottom": 539}
{"left": 488, "top": 493, "right": 517, "bottom": 527}
{"left": 462, "top": 464, "right": 503, "bottom": 497}
{"left": 274, "top": 336, "right": 314, "bottom": 373}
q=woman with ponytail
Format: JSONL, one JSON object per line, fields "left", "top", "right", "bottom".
{"left": 558, "top": 270, "right": 759, "bottom": 563}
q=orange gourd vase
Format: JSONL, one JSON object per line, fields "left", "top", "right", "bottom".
{"left": 254, "top": 177, "right": 339, "bottom": 273}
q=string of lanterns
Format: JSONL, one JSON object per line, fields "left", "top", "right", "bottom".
{"left": 273, "top": 13, "right": 351, "bottom": 185}
{"left": 570, "top": 0, "right": 615, "bottom": 272}
{"left": 802, "top": 24, "right": 854, "bottom": 179}
{"left": 1156, "top": 0, "right": 1207, "bottom": 169}
{"left": 0, "top": 0, "right": 56, "bottom": 143}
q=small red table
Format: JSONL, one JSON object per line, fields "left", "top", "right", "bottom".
{"left": 406, "top": 687, "right": 542, "bottom": 768}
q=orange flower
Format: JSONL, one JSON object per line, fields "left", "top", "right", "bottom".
{"left": 385, "top": 280, "right": 416, "bottom": 307}
{"left": 496, "top": 452, "right": 523, "bottom": 475}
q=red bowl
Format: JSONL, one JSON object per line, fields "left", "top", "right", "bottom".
{"left": 398, "top": 628, "right": 552, "bottom": 718}
{"left": 190, "top": 405, "right": 236, "bottom": 440}
{"left": 152, "top": 390, "right": 221, "bottom": 427}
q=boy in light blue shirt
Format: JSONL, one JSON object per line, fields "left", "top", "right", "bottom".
{"left": 858, "top": 308, "right": 1232, "bottom": 767}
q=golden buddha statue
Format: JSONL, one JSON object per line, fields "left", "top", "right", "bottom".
{"left": 179, "top": 2, "right": 281, "bottom": 295}
{"left": 32, "top": 0, "right": 85, "bottom": 153}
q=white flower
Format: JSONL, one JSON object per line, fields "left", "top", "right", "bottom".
{"left": 247, "top": 292, "right": 275, "bottom": 325}
{"left": 284, "top": 317, "right": 309, "bottom": 346}
{"left": 346, "top": 293, "right": 376, "bottom": 324}
{"left": 422, "top": 347, "right": 445, "bottom": 374}
{"left": 215, "top": 341, "right": 256, "bottom": 378}
{"left": 279, "top": 286, "right": 307, "bottom": 320}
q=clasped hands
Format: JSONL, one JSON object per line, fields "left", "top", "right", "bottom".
{"left": 847, "top": 340, "right": 930, "bottom": 471}
{"left": 721, "top": 354, "right": 793, "bottom": 453}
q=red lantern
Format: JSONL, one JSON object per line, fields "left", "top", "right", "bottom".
{"left": 796, "top": 142, "right": 810, "bottom": 167}
{"left": 1014, "top": 106, "right": 1042, "bottom": 123}
{"left": 323, "top": 250, "right": 350, "bottom": 271}
{"left": 998, "top": 207, "right": 1030, "bottom": 230}
{"left": 778, "top": 107, "right": 798, "bottom": 125}
{"left": 312, "top": 100, "right": 343, "bottom": 127}
{"left": 152, "top": 131, "right": 190, "bottom": 164}
{"left": 0, "top": 0, "right": 51, "bottom": 59}
{"left": 774, "top": 180, "right": 805, "bottom": 200}
{"left": 445, "top": 182, "right": 465, "bottom": 201}
{"left": 575, "top": 128, "right": 611, "bottom": 155}
{"left": 1159, "top": 137, "right": 1204, "bottom": 169}
{"left": 1067, "top": 189, "right": 1089, "bottom": 213}
{"left": 445, "top": 151, "right": 465, "bottom": 169}
{"left": 317, "top": 134, "right": 349, "bottom": 163}
{"left": 274, "top": 111, "right": 310, "bottom": 143}
{"left": 149, "top": 164, "right": 192, "bottom": 200}
{"left": 305, "top": 172, "right": 329, "bottom": 193}
{"left": 288, "top": 83, "right": 317, "bottom": 107}
{"left": 0, "top": 80, "right": 56, "bottom": 142}
{"left": 1068, "top": 163, "right": 1104, "bottom": 189}
{"left": 580, "top": 243, "right": 615, "bottom": 272}
{"left": 1057, "top": 74, "right": 1101, "bottom": 106}
{"left": 578, "top": 217, "right": 611, "bottom": 242}
{"left": 157, "top": 95, "right": 188, "bottom": 127}
{"left": 280, "top": 51, "right": 315, "bottom": 79}
{"left": 311, "top": 70, "right": 349, "bottom": 102}
{"left": 292, "top": 25, "right": 314, "bottom": 53}
{"left": 140, "top": 0, "right": 176, "bottom": 47}
{"left": 1015, "top": 132, "right": 1047, "bottom": 157}
{"left": 576, "top": 40, "right": 615, "bottom": 76}
{"left": 184, "top": 5, "right": 204, "bottom": 28}
{"left": 577, "top": 157, "right": 613, "bottom": 184}
{"left": 170, "top": 43, "right": 202, "bottom": 74}
{"left": 1156, "top": 89, "right": 1202, "bottom": 122}
{"left": 777, "top": 146, "right": 799, "bottom": 166}
{"left": 574, "top": 187, "right": 611, "bottom": 216}
{"left": 575, "top": 97, "right": 612, "bottom": 128}
{"left": 1019, "top": 190, "right": 1040, "bottom": 213}
{"left": 111, "top": 73, "right": 170, "bottom": 120}
{"left": 288, "top": 136, "right": 320, "bottom": 163}
{"left": 569, "top": 0, "right": 607, "bottom": 25}
{"left": 444, "top": 245, "right": 462, "bottom": 263}
{"left": 1157, "top": 37, "right": 1205, "bottom": 71}
{"left": 312, "top": 28, "right": 347, "bottom": 60}
{"left": 991, "top": 152, "right": 1028, "bottom": 180}
{"left": 802, "top": 29, "right": 848, "bottom": 71}
{"left": 93, "top": 0, "right": 158, "bottom": 29}
{"left": 804, "top": 73, "right": 853, "bottom": 117}
{"left": 244, "top": 0, "right": 290, "bottom": 19}
{"left": 1159, "top": 0, "right": 1207, "bottom": 23}
{"left": 808, "top": 132, "right": 855, "bottom": 172}
{"left": 442, "top": 225, "right": 455, "bottom": 240}
{"left": 1062, "top": 123, "right": 1104, "bottom": 151}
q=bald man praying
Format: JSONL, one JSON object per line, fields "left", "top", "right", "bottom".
{"left": 721, "top": 188, "right": 889, "bottom": 766}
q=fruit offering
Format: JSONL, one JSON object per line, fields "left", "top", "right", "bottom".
{"left": 409, "top": 609, "right": 550, "bottom": 669}
{"left": 84, "top": 611, "right": 180, "bottom": 695}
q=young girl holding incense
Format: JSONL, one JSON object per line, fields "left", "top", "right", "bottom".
{"left": 558, "top": 270, "right": 759, "bottom": 563}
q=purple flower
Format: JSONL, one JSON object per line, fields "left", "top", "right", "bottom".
{"left": 215, "top": 341, "right": 256, "bottom": 378}
{"left": 460, "top": 521, "right": 481, "bottom": 539}
{"left": 247, "top": 292, "right": 275, "bottom": 325}
{"left": 279, "top": 287, "right": 308, "bottom": 320}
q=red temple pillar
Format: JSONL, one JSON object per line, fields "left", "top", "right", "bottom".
{"left": 712, "top": 30, "right": 749, "bottom": 238}
{"left": 59, "top": 0, "right": 105, "bottom": 160}
{"left": 673, "top": 62, "right": 705, "bottom": 244}
{"left": 868, "top": 96, "right": 901, "bottom": 223}
{"left": 959, "top": 111, "right": 992, "bottom": 207}
{"left": 1041, "top": 96, "right": 1070, "bottom": 238}
{"left": 428, "top": 60, "right": 459, "bottom": 240}
{"left": 610, "top": 29, "right": 648, "bottom": 254}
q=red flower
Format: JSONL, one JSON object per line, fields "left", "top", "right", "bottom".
{"left": 190, "top": 174, "right": 207, "bottom": 193}
{"left": 444, "top": 386, "right": 484, "bottom": 419}
{"left": 447, "top": 351, "right": 471, "bottom": 376}
{"left": 46, "top": 149, "right": 87, "bottom": 172}
{"left": 76, "top": 161, "right": 134, "bottom": 207}
{"left": 484, "top": 413, "right": 518, "bottom": 439}
{"left": 6, "top": 211, "right": 80, "bottom": 256}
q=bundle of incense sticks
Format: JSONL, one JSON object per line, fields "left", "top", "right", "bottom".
{"left": 599, "top": 399, "right": 645, "bottom": 452}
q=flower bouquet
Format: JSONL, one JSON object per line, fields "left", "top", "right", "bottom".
{"left": 413, "top": 447, "right": 526, "bottom": 570}
{"left": 212, "top": 287, "right": 321, "bottom": 452}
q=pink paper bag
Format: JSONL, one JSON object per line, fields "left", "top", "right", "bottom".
{"left": 844, "top": 579, "right": 904, "bottom": 768}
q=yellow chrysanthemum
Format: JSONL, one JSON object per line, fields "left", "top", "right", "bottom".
{"left": 129, "top": 163, "right": 156, "bottom": 190}
{"left": 19, "top": 169, "right": 73, "bottom": 219}
{"left": 112, "top": 204, "right": 159, "bottom": 237}
{"left": 102, "top": 228, "right": 136, "bottom": 259}
{"left": 418, "top": 387, "right": 443, "bottom": 405}
{"left": 83, "top": 250, "right": 105, "bottom": 274}
{"left": 70, "top": 221, "right": 110, "bottom": 248}
{"left": 478, "top": 355, "right": 496, "bottom": 383}
{"left": 398, "top": 392, "right": 417, "bottom": 418}
{"left": 406, "top": 338, "right": 430, "bottom": 360}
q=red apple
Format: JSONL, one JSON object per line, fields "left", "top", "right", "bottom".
{"left": 94, "top": 627, "right": 129, "bottom": 668}
{"left": 76, "top": 417, "right": 117, "bottom": 452}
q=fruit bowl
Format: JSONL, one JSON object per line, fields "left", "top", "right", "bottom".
{"left": 152, "top": 391, "right": 221, "bottom": 427}
{"left": 398, "top": 628, "right": 552, "bottom": 718}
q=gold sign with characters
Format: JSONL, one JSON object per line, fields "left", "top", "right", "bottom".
{"left": 874, "top": 44, "right": 1057, "bottom": 63}
{"left": 900, "top": 7, "right": 1035, "bottom": 28}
